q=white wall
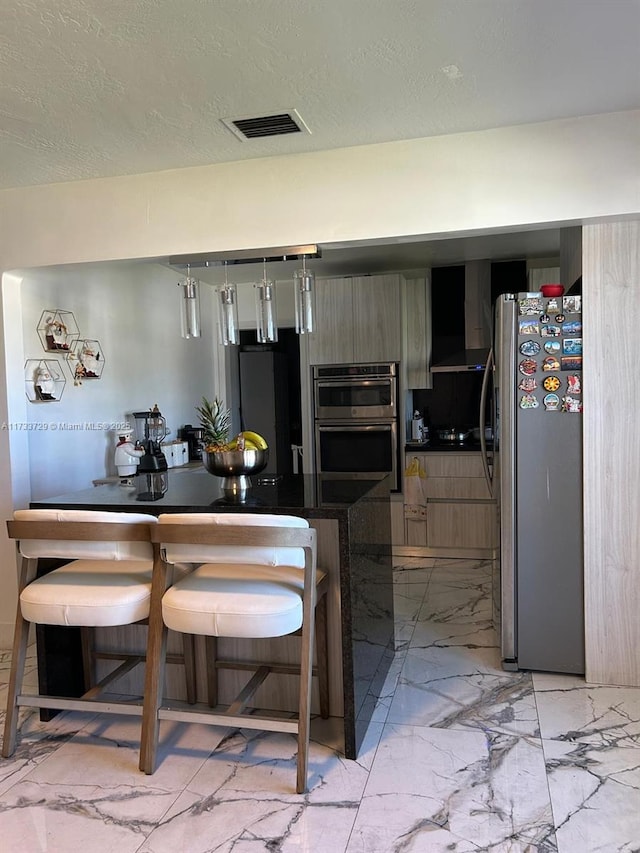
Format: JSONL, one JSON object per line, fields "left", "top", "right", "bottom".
{"left": 0, "top": 109, "right": 638, "bottom": 645}
{"left": 15, "top": 262, "right": 219, "bottom": 498}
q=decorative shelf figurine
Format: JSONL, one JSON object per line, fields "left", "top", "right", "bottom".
{"left": 25, "top": 359, "right": 66, "bottom": 403}
{"left": 37, "top": 310, "right": 79, "bottom": 353}
{"left": 67, "top": 338, "right": 105, "bottom": 384}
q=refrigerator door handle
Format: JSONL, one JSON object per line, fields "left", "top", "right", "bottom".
{"left": 479, "top": 347, "right": 494, "bottom": 495}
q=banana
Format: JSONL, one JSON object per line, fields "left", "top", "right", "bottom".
{"left": 241, "top": 430, "right": 268, "bottom": 450}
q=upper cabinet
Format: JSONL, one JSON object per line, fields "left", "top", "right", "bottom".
{"left": 308, "top": 274, "right": 402, "bottom": 365}
{"left": 402, "top": 274, "right": 431, "bottom": 389}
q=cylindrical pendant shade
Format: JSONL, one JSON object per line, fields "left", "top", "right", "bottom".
{"left": 294, "top": 268, "right": 315, "bottom": 334}
{"left": 179, "top": 277, "right": 201, "bottom": 339}
{"left": 217, "top": 284, "right": 239, "bottom": 345}
{"left": 255, "top": 279, "right": 278, "bottom": 342}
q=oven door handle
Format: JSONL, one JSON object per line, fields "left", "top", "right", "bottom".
{"left": 316, "top": 424, "right": 392, "bottom": 431}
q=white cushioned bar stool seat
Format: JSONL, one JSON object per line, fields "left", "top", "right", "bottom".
{"left": 2, "top": 509, "right": 196, "bottom": 760}
{"left": 140, "top": 513, "right": 330, "bottom": 794}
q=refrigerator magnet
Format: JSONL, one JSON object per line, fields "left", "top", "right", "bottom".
{"left": 546, "top": 298, "right": 560, "bottom": 311}
{"left": 519, "top": 297, "right": 545, "bottom": 315}
{"left": 563, "top": 338, "right": 582, "bottom": 355}
{"left": 543, "top": 376, "right": 561, "bottom": 392}
{"left": 567, "top": 374, "right": 581, "bottom": 394}
{"left": 520, "top": 394, "right": 539, "bottom": 409}
{"left": 562, "top": 320, "right": 582, "bottom": 336}
{"left": 563, "top": 295, "right": 581, "bottom": 313}
{"left": 555, "top": 313, "right": 566, "bottom": 323}
{"left": 543, "top": 393, "right": 561, "bottom": 411}
{"left": 519, "top": 340, "right": 541, "bottom": 356}
{"left": 519, "top": 319, "right": 539, "bottom": 335}
{"left": 519, "top": 358, "right": 537, "bottom": 375}
{"left": 541, "top": 324, "right": 561, "bottom": 337}
{"left": 544, "top": 341, "right": 561, "bottom": 354}
{"left": 561, "top": 356, "right": 582, "bottom": 371}
{"left": 518, "top": 376, "right": 537, "bottom": 392}
{"left": 542, "top": 356, "right": 561, "bottom": 371}
{"left": 562, "top": 395, "right": 583, "bottom": 413}
{"left": 539, "top": 313, "right": 550, "bottom": 324}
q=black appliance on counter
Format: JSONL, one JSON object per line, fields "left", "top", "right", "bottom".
{"left": 313, "top": 362, "right": 399, "bottom": 491}
{"left": 179, "top": 425, "right": 205, "bottom": 461}
{"left": 132, "top": 408, "right": 168, "bottom": 472}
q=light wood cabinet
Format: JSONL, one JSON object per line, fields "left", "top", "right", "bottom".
{"left": 402, "top": 451, "right": 496, "bottom": 555}
{"left": 307, "top": 277, "right": 355, "bottom": 365}
{"left": 351, "top": 275, "right": 402, "bottom": 362}
{"left": 402, "top": 274, "right": 431, "bottom": 389}
{"left": 308, "top": 274, "right": 402, "bottom": 365}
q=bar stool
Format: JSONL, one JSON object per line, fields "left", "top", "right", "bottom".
{"left": 139, "top": 512, "right": 329, "bottom": 794}
{"left": 2, "top": 509, "right": 196, "bottom": 758}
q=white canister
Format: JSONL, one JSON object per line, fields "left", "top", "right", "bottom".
{"left": 411, "top": 411, "right": 424, "bottom": 441}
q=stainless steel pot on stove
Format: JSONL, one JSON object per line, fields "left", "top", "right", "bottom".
{"left": 436, "top": 427, "right": 471, "bottom": 442}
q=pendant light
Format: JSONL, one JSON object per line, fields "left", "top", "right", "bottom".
{"left": 255, "top": 259, "right": 278, "bottom": 343}
{"left": 294, "top": 255, "right": 315, "bottom": 334}
{"left": 178, "top": 265, "right": 201, "bottom": 339}
{"left": 217, "top": 262, "right": 239, "bottom": 345}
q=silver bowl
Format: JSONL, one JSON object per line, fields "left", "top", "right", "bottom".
{"left": 202, "top": 448, "right": 269, "bottom": 500}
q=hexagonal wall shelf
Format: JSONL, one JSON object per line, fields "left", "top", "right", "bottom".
{"left": 37, "top": 309, "right": 79, "bottom": 353}
{"left": 66, "top": 338, "right": 105, "bottom": 384}
{"left": 25, "top": 358, "right": 66, "bottom": 403}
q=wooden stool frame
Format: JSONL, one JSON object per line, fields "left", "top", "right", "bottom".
{"left": 139, "top": 521, "right": 328, "bottom": 794}
{"left": 2, "top": 518, "right": 196, "bottom": 758}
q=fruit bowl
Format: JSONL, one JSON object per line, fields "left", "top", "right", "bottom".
{"left": 202, "top": 448, "right": 269, "bottom": 499}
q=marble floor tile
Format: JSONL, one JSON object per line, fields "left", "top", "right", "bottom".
{"left": 139, "top": 721, "right": 383, "bottom": 853}
{"left": 387, "top": 622, "right": 538, "bottom": 738}
{"left": 543, "top": 737, "right": 640, "bottom": 853}
{"left": 1, "top": 559, "right": 638, "bottom": 852}
{"left": 417, "top": 574, "right": 493, "bottom": 625}
{"left": 346, "top": 723, "right": 557, "bottom": 853}
{"left": 533, "top": 673, "right": 640, "bottom": 748}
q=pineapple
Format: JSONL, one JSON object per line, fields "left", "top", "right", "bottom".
{"left": 195, "top": 396, "right": 230, "bottom": 451}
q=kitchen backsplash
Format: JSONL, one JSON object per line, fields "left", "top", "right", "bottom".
{"left": 412, "top": 371, "right": 487, "bottom": 429}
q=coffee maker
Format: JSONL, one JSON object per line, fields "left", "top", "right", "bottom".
{"left": 179, "top": 424, "right": 205, "bottom": 461}
{"left": 132, "top": 406, "right": 169, "bottom": 472}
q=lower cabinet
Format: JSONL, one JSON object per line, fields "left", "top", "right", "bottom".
{"left": 402, "top": 452, "right": 497, "bottom": 555}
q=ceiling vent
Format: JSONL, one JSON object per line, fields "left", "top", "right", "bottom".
{"left": 222, "top": 109, "right": 311, "bottom": 141}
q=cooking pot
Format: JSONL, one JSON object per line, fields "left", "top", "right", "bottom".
{"left": 436, "top": 428, "right": 471, "bottom": 443}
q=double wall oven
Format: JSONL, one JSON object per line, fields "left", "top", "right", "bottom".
{"left": 313, "top": 363, "right": 399, "bottom": 491}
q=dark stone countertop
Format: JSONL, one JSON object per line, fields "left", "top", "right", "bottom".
{"left": 31, "top": 469, "right": 388, "bottom": 517}
{"left": 404, "top": 440, "right": 494, "bottom": 453}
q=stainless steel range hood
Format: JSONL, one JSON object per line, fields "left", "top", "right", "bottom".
{"left": 430, "top": 348, "right": 489, "bottom": 373}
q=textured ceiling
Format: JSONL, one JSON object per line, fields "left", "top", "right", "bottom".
{"left": 2, "top": 0, "right": 639, "bottom": 191}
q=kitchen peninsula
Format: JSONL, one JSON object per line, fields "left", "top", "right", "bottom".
{"left": 30, "top": 469, "right": 395, "bottom": 759}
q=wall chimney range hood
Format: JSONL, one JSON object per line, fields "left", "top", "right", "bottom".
{"left": 430, "top": 347, "right": 489, "bottom": 373}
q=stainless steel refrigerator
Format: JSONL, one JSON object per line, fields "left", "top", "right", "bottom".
{"left": 490, "top": 292, "right": 584, "bottom": 674}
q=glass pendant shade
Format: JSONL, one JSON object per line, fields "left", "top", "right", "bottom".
{"left": 294, "top": 268, "right": 315, "bottom": 334}
{"left": 217, "top": 284, "right": 239, "bottom": 345}
{"left": 179, "top": 276, "right": 201, "bottom": 339}
{"left": 255, "top": 279, "right": 278, "bottom": 343}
